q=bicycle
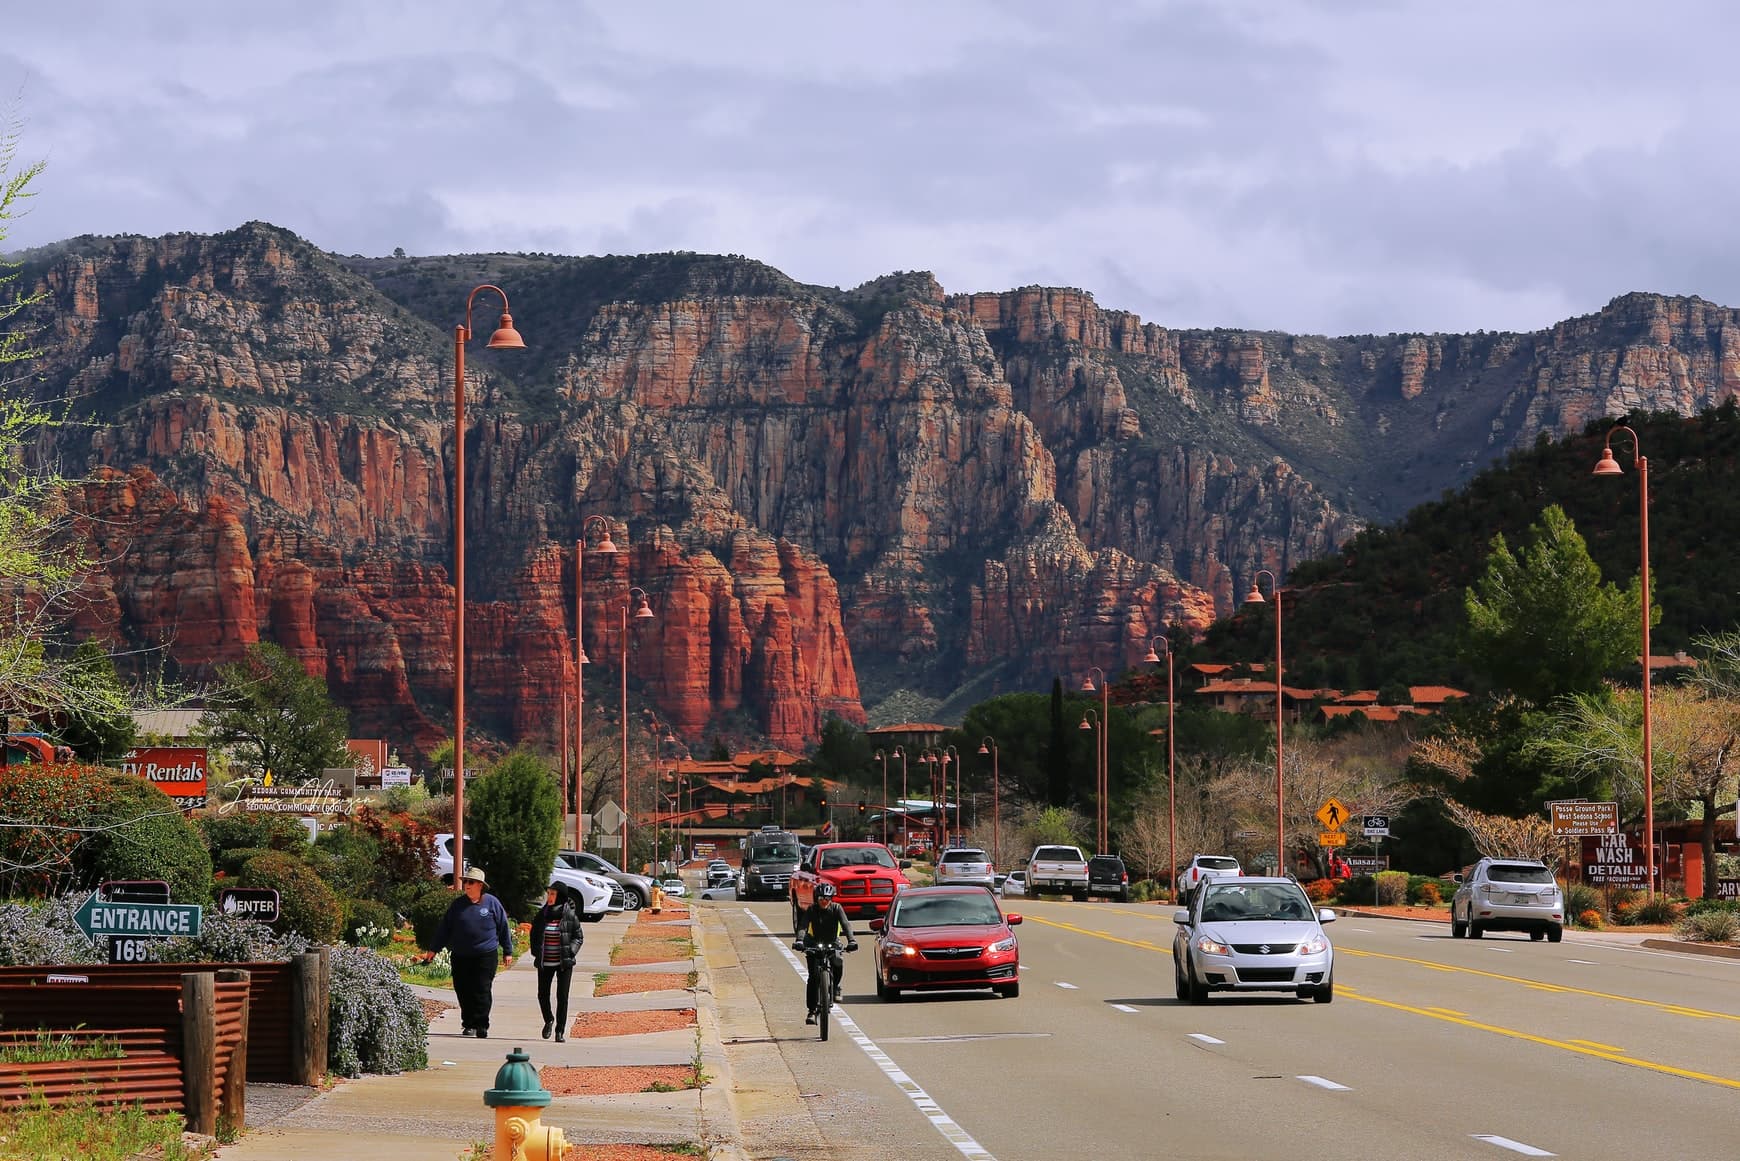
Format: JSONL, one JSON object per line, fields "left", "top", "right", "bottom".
{"left": 794, "top": 940, "right": 855, "bottom": 1040}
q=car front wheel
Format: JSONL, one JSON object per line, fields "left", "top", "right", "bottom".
{"left": 996, "top": 981, "right": 1020, "bottom": 998}
{"left": 1310, "top": 974, "right": 1334, "bottom": 1003}
{"left": 1451, "top": 909, "right": 1467, "bottom": 939}
{"left": 622, "top": 888, "right": 645, "bottom": 911}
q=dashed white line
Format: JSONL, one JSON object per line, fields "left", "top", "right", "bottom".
{"left": 1110, "top": 1003, "right": 1139, "bottom": 1013}
{"left": 1187, "top": 1033, "right": 1224, "bottom": 1045}
{"left": 1568, "top": 959, "right": 1599, "bottom": 965}
{"left": 1486, "top": 947, "right": 1513, "bottom": 953}
{"left": 742, "top": 909, "right": 999, "bottom": 1160}
{"left": 1296, "top": 1075, "right": 1351, "bottom": 1091}
{"left": 1471, "top": 1134, "right": 1556, "bottom": 1156}
{"left": 1346, "top": 927, "right": 1375, "bottom": 933}
{"left": 1054, "top": 981, "right": 1079, "bottom": 989}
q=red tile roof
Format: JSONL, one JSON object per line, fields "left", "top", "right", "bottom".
{"left": 865, "top": 723, "right": 950, "bottom": 735}
{"left": 1408, "top": 686, "right": 1469, "bottom": 705}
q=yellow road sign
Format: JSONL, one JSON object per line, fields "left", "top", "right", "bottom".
{"left": 1320, "top": 831, "right": 1348, "bottom": 847}
{"left": 1315, "top": 797, "right": 1349, "bottom": 830}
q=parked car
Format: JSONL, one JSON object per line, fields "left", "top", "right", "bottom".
{"left": 1173, "top": 876, "right": 1336, "bottom": 1003}
{"left": 1179, "top": 854, "right": 1241, "bottom": 905}
{"left": 431, "top": 832, "right": 469, "bottom": 884}
{"left": 934, "top": 847, "right": 995, "bottom": 889}
{"left": 1000, "top": 870, "right": 1028, "bottom": 898}
{"left": 1087, "top": 854, "right": 1130, "bottom": 902}
{"left": 557, "top": 849, "right": 657, "bottom": 911}
{"left": 1451, "top": 857, "right": 1564, "bottom": 942}
{"left": 870, "top": 885, "right": 1023, "bottom": 1000}
{"left": 548, "top": 863, "right": 617, "bottom": 921}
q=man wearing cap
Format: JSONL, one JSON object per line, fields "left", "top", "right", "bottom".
{"left": 425, "top": 866, "right": 514, "bottom": 1038}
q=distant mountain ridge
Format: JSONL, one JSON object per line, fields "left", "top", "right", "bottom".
{"left": 20, "top": 222, "right": 1740, "bottom": 754}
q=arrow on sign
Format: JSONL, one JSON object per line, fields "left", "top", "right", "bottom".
{"left": 73, "top": 893, "right": 202, "bottom": 942}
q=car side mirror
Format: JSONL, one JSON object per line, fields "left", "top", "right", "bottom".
{"left": 1173, "top": 909, "right": 1191, "bottom": 925}
{"left": 1318, "top": 908, "right": 1336, "bottom": 923}
{"left": 1006, "top": 913, "right": 1023, "bottom": 925}
{"left": 867, "top": 918, "right": 884, "bottom": 932}
{"left": 899, "top": 860, "right": 913, "bottom": 869}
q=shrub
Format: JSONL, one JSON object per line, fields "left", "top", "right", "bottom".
{"left": 1682, "top": 897, "right": 1740, "bottom": 919}
{"left": 213, "top": 845, "right": 278, "bottom": 879}
{"left": 199, "top": 814, "right": 310, "bottom": 856}
{"left": 1374, "top": 871, "right": 1409, "bottom": 906}
{"left": 1565, "top": 883, "right": 1604, "bottom": 922}
{"left": 74, "top": 773, "right": 214, "bottom": 905}
{"left": 1415, "top": 881, "right": 1443, "bottom": 906}
{"left": 1676, "top": 909, "right": 1739, "bottom": 942}
{"left": 465, "top": 750, "right": 561, "bottom": 920}
{"left": 152, "top": 913, "right": 310, "bottom": 963}
{"left": 348, "top": 805, "right": 437, "bottom": 895}
{"left": 344, "top": 898, "right": 396, "bottom": 947}
{"left": 1630, "top": 897, "right": 1680, "bottom": 927}
{"left": 1303, "top": 878, "right": 1337, "bottom": 903}
{"left": 313, "top": 825, "right": 383, "bottom": 900}
{"left": 0, "top": 764, "right": 125, "bottom": 896}
{"left": 326, "top": 944, "right": 429, "bottom": 1077}
{"left": 239, "top": 852, "right": 343, "bottom": 943}
{"left": 409, "top": 884, "right": 457, "bottom": 951}
{"left": 1335, "top": 874, "right": 1374, "bottom": 904}
{"left": 0, "top": 897, "right": 102, "bottom": 966}
{"left": 1576, "top": 909, "right": 1604, "bottom": 930}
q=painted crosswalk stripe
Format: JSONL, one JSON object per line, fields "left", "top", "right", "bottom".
{"left": 1471, "top": 1134, "right": 1555, "bottom": 1156}
{"left": 1297, "top": 1075, "right": 1350, "bottom": 1091}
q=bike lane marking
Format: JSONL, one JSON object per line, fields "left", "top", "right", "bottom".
{"left": 744, "top": 908, "right": 1000, "bottom": 1161}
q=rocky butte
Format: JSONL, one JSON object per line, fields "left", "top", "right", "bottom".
{"left": 22, "top": 223, "right": 1740, "bottom": 754}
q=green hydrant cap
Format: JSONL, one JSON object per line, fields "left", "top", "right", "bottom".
{"left": 484, "top": 1046, "right": 552, "bottom": 1108}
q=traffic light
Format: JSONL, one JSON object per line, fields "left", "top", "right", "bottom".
{"left": 819, "top": 796, "right": 828, "bottom": 810}
{"left": 858, "top": 800, "right": 867, "bottom": 816}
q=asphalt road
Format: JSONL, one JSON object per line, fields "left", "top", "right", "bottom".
{"left": 705, "top": 896, "right": 1740, "bottom": 1160}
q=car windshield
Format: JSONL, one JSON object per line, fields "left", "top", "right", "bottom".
{"left": 891, "top": 893, "right": 1003, "bottom": 928}
{"left": 1200, "top": 884, "right": 1315, "bottom": 922}
{"left": 1487, "top": 864, "right": 1554, "bottom": 884}
{"left": 941, "top": 851, "right": 987, "bottom": 864}
{"left": 750, "top": 844, "right": 801, "bottom": 863}
{"left": 1197, "top": 857, "right": 1239, "bottom": 871}
{"left": 820, "top": 847, "right": 897, "bottom": 870}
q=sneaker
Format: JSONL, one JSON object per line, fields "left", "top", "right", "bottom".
{"left": 804, "top": 1012, "right": 817, "bottom": 1025}
{"left": 460, "top": 1028, "right": 476, "bottom": 1038}
{"left": 833, "top": 989, "right": 842, "bottom": 1002}
{"left": 476, "top": 1028, "right": 489, "bottom": 1039}
{"left": 542, "top": 1019, "right": 553, "bottom": 1040}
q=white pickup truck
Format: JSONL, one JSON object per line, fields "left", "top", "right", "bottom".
{"left": 1027, "top": 844, "right": 1090, "bottom": 900}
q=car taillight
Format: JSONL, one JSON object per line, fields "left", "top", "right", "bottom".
{"left": 1121, "top": 872, "right": 1128, "bottom": 883}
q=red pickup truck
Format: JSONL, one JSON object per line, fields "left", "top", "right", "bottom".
{"left": 789, "top": 842, "right": 909, "bottom": 931}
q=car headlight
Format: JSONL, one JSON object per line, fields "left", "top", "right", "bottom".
{"left": 1298, "top": 934, "right": 1329, "bottom": 955}
{"left": 1195, "top": 933, "right": 1231, "bottom": 956}
{"left": 884, "top": 941, "right": 919, "bottom": 958}
{"left": 989, "top": 935, "right": 1017, "bottom": 953}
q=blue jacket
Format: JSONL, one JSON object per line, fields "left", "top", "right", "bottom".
{"left": 431, "top": 891, "right": 513, "bottom": 957}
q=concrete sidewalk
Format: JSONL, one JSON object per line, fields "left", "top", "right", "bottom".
{"left": 216, "top": 905, "right": 746, "bottom": 1160}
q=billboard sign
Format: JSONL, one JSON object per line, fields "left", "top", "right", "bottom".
{"left": 120, "top": 746, "right": 209, "bottom": 808}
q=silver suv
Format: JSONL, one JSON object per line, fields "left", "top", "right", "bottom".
{"left": 1451, "top": 857, "right": 1563, "bottom": 942}
{"left": 935, "top": 847, "right": 995, "bottom": 888}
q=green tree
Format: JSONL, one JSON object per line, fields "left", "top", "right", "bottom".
{"left": 808, "top": 716, "right": 871, "bottom": 784}
{"left": 56, "top": 639, "right": 136, "bottom": 761}
{"left": 196, "top": 643, "right": 351, "bottom": 781}
{"left": 1461, "top": 505, "right": 1648, "bottom": 706}
{"left": 466, "top": 749, "right": 560, "bottom": 919}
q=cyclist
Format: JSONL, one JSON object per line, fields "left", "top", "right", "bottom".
{"left": 795, "top": 881, "right": 857, "bottom": 1023}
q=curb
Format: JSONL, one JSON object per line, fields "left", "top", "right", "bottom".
{"left": 1640, "top": 938, "right": 1740, "bottom": 960}
{"left": 688, "top": 908, "right": 750, "bottom": 1161}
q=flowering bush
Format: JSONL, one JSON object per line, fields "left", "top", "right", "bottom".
{"left": 0, "top": 897, "right": 102, "bottom": 966}
{"left": 1303, "top": 879, "right": 1337, "bottom": 903}
{"left": 327, "top": 943, "right": 429, "bottom": 1077}
{"left": 1415, "top": 881, "right": 1442, "bottom": 907}
{"left": 152, "top": 913, "right": 310, "bottom": 964}
{"left": 1577, "top": 909, "right": 1604, "bottom": 930}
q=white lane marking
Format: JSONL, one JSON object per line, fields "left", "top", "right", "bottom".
{"left": 1568, "top": 959, "right": 1599, "bottom": 965}
{"left": 1111, "top": 1003, "right": 1139, "bottom": 1013}
{"left": 1471, "top": 1134, "right": 1556, "bottom": 1156}
{"left": 1296, "top": 1075, "right": 1351, "bottom": 1091}
{"left": 1187, "top": 1033, "right": 1224, "bottom": 1045}
{"left": 743, "top": 909, "right": 999, "bottom": 1160}
{"left": 1486, "top": 947, "right": 1513, "bottom": 953}
{"left": 1054, "top": 981, "right": 1079, "bottom": 989}
{"left": 1346, "top": 927, "right": 1375, "bottom": 933}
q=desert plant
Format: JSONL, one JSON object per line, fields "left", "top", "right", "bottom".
{"left": 326, "top": 944, "right": 429, "bottom": 1077}
{"left": 239, "top": 852, "right": 343, "bottom": 943}
{"left": 1675, "top": 909, "right": 1740, "bottom": 942}
{"left": 1564, "top": 883, "right": 1604, "bottom": 922}
{"left": 1374, "top": 871, "right": 1409, "bottom": 906}
{"left": 0, "top": 897, "right": 101, "bottom": 965}
{"left": 1682, "top": 897, "right": 1740, "bottom": 919}
{"left": 152, "top": 912, "right": 310, "bottom": 964}
{"left": 1630, "top": 896, "right": 1680, "bottom": 926}
{"left": 1576, "top": 908, "right": 1604, "bottom": 930}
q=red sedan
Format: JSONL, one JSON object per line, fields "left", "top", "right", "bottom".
{"left": 870, "top": 885, "right": 1023, "bottom": 1000}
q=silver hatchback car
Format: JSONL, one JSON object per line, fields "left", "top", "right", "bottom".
{"left": 1451, "top": 857, "right": 1563, "bottom": 942}
{"left": 1173, "top": 877, "right": 1336, "bottom": 1003}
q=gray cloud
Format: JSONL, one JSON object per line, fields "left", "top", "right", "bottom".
{"left": 6, "top": 0, "right": 1740, "bottom": 336}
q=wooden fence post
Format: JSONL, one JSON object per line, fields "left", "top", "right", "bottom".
{"left": 181, "top": 973, "right": 216, "bottom": 1137}
{"left": 289, "top": 950, "right": 329, "bottom": 1085}
{"left": 216, "top": 968, "right": 250, "bottom": 1133}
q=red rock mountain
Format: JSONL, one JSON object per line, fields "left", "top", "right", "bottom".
{"left": 23, "top": 224, "right": 1740, "bottom": 755}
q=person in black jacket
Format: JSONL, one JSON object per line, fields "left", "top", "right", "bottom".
{"left": 532, "top": 881, "right": 585, "bottom": 1041}
{"left": 794, "top": 881, "right": 857, "bottom": 1022}
{"left": 424, "top": 866, "right": 514, "bottom": 1038}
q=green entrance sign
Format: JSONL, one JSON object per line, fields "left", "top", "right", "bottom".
{"left": 73, "top": 893, "right": 202, "bottom": 941}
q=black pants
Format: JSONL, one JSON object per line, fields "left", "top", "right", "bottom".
{"left": 805, "top": 949, "right": 844, "bottom": 1012}
{"left": 538, "top": 963, "right": 574, "bottom": 1031}
{"left": 451, "top": 952, "right": 499, "bottom": 1033}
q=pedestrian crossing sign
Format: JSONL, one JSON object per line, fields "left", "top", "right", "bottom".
{"left": 1315, "top": 798, "right": 1349, "bottom": 830}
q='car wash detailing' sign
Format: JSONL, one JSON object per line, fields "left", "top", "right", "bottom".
{"left": 120, "top": 747, "right": 209, "bottom": 810}
{"left": 1581, "top": 832, "right": 1649, "bottom": 887}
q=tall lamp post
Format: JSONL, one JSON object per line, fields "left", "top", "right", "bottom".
{"left": 1078, "top": 708, "right": 1103, "bottom": 851}
{"left": 894, "top": 745, "right": 908, "bottom": 854}
{"left": 450, "top": 285, "right": 524, "bottom": 887}
{"left": 572, "top": 516, "right": 619, "bottom": 851}
{"left": 1594, "top": 425, "right": 1656, "bottom": 898}
{"left": 619, "top": 586, "right": 655, "bottom": 862}
{"left": 920, "top": 750, "right": 940, "bottom": 851}
{"left": 1244, "top": 571, "right": 1285, "bottom": 874}
{"left": 1142, "top": 635, "right": 1177, "bottom": 899}
{"left": 977, "top": 736, "right": 999, "bottom": 871}
{"left": 1081, "top": 667, "right": 1109, "bottom": 851}
{"left": 875, "top": 749, "right": 888, "bottom": 846}
{"left": 943, "top": 744, "right": 961, "bottom": 849}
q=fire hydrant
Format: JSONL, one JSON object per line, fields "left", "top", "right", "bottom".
{"left": 484, "top": 1047, "right": 567, "bottom": 1161}
{"left": 651, "top": 880, "right": 665, "bottom": 913}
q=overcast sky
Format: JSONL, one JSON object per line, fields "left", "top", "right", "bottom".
{"left": 5, "top": 0, "right": 1737, "bottom": 337}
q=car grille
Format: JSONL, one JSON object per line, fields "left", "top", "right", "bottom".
{"left": 753, "top": 873, "right": 791, "bottom": 888}
{"left": 839, "top": 878, "right": 898, "bottom": 897}
{"left": 898, "top": 965, "right": 1014, "bottom": 983}
{"left": 920, "top": 945, "right": 986, "bottom": 960}
{"left": 1232, "top": 943, "right": 1303, "bottom": 955}
{"left": 609, "top": 885, "right": 626, "bottom": 907}
{"left": 1235, "top": 967, "right": 1298, "bottom": 983}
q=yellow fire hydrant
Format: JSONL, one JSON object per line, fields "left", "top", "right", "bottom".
{"left": 651, "top": 880, "right": 664, "bottom": 913}
{"left": 484, "top": 1046, "right": 567, "bottom": 1161}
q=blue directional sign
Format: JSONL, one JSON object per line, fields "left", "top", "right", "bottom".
{"left": 74, "top": 892, "right": 202, "bottom": 942}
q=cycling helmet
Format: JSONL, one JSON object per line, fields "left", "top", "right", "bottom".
{"left": 816, "top": 882, "right": 837, "bottom": 902}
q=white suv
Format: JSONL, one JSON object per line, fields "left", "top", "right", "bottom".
{"left": 1180, "top": 854, "right": 1241, "bottom": 904}
{"left": 1451, "top": 857, "right": 1563, "bottom": 942}
{"left": 935, "top": 847, "right": 995, "bottom": 888}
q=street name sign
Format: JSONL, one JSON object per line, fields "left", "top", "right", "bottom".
{"left": 1315, "top": 798, "right": 1349, "bottom": 831}
{"left": 1361, "top": 815, "right": 1390, "bottom": 837}
{"left": 1235, "top": 829, "right": 1260, "bottom": 840}
{"left": 75, "top": 893, "right": 202, "bottom": 941}
{"left": 1551, "top": 801, "right": 1618, "bottom": 837}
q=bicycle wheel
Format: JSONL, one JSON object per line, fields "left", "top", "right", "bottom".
{"left": 816, "top": 960, "right": 832, "bottom": 1041}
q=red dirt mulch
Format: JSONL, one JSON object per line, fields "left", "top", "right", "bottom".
{"left": 569, "top": 1008, "right": 697, "bottom": 1038}
{"left": 637, "top": 908, "right": 691, "bottom": 924}
{"left": 541, "top": 1064, "right": 697, "bottom": 1096}
{"left": 563, "top": 1146, "right": 703, "bottom": 1161}
{"left": 610, "top": 942, "right": 693, "bottom": 966}
{"left": 624, "top": 925, "right": 692, "bottom": 941}
{"left": 594, "top": 971, "right": 693, "bottom": 995}
{"left": 420, "top": 997, "right": 456, "bottom": 1023}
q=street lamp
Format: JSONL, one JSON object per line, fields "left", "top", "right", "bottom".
{"left": 1244, "top": 571, "right": 1284, "bottom": 874}
{"left": 875, "top": 749, "right": 888, "bottom": 846}
{"left": 977, "top": 736, "right": 999, "bottom": 871}
{"left": 1078, "top": 707, "right": 1103, "bottom": 852}
{"left": 450, "top": 284, "right": 524, "bottom": 888}
{"left": 620, "top": 586, "right": 655, "bottom": 861}
{"left": 894, "top": 745, "right": 908, "bottom": 854}
{"left": 573, "top": 517, "right": 619, "bottom": 851}
{"left": 943, "top": 744, "right": 961, "bottom": 849}
{"left": 1142, "top": 635, "right": 1177, "bottom": 900}
{"left": 1594, "top": 424, "right": 1657, "bottom": 898}
{"left": 1081, "top": 666, "right": 1109, "bottom": 852}
{"left": 920, "top": 749, "right": 940, "bottom": 851}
